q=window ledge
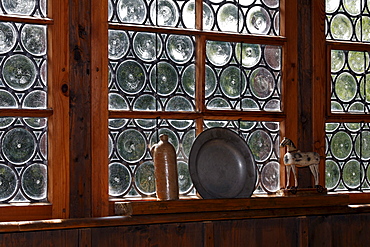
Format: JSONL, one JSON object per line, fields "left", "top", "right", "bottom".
{"left": 114, "top": 194, "right": 350, "bottom": 216}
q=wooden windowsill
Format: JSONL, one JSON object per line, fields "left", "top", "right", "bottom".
{"left": 2, "top": 194, "right": 370, "bottom": 233}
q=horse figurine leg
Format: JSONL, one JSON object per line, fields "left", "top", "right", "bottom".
{"left": 285, "top": 164, "right": 298, "bottom": 188}
{"left": 309, "top": 164, "right": 319, "bottom": 186}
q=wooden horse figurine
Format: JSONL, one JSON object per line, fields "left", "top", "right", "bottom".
{"left": 280, "top": 137, "right": 320, "bottom": 189}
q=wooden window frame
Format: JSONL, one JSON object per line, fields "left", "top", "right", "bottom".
{"left": 312, "top": 0, "right": 370, "bottom": 204}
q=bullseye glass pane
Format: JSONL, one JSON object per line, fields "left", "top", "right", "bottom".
{"left": 0, "top": 22, "right": 47, "bottom": 110}
{"left": 326, "top": 122, "right": 370, "bottom": 192}
{"left": 330, "top": 50, "right": 370, "bottom": 114}
{"left": 2, "top": 0, "right": 47, "bottom": 17}
{"left": 326, "top": 1, "right": 370, "bottom": 42}
{"left": 0, "top": 117, "right": 47, "bottom": 203}
{"left": 205, "top": 0, "right": 279, "bottom": 35}
{"left": 206, "top": 41, "right": 281, "bottom": 112}
{"left": 109, "top": 31, "right": 195, "bottom": 111}
{"left": 204, "top": 121, "right": 280, "bottom": 194}
{"left": 109, "top": 118, "right": 195, "bottom": 197}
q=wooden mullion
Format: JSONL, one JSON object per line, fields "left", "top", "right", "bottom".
{"left": 281, "top": 0, "right": 299, "bottom": 188}
{"left": 91, "top": 0, "right": 109, "bottom": 217}
{"left": 48, "top": 0, "right": 70, "bottom": 219}
{"left": 312, "top": 0, "right": 328, "bottom": 187}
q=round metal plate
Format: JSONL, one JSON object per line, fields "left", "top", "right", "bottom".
{"left": 189, "top": 127, "right": 257, "bottom": 199}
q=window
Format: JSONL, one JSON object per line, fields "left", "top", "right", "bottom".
{"left": 107, "top": 0, "right": 298, "bottom": 198}
{"left": 324, "top": 0, "right": 370, "bottom": 192}
{"left": 0, "top": 0, "right": 69, "bottom": 220}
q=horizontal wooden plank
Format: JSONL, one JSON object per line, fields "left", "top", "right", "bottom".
{"left": 0, "top": 109, "right": 53, "bottom": 117}
{"left": 0, "top": 204, "right": 52, "bottom": 222}
{"left": 115, "top": 194, "right": 349, "bottom": 216}
{"left": 2, "top": 203, "right": 368, "bottom": 234}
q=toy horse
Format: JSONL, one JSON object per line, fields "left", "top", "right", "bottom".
{"left": 280, "top": 137, "right": 320, "bottom": 189}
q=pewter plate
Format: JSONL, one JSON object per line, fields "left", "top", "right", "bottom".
{"left": 189, "top": 127, "right": 257, "bottom": 199}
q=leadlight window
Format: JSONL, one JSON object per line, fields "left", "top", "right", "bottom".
{"left": 326, "top": 0, "right": 370, "bottom": 192}
{"left": 108, "top": 0, "right": 284, "bottom": 198}
{"left": 0, "top": 1, "right": 48, "bottom": 203}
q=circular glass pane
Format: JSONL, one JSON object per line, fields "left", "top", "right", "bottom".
{"left": 168, "top": 119, "right": 193, "bottom": 130}
{"left": 178, "top": 161, "right": 192, "bottom": 193}
{"left": 248, "top": 130, "right": 272, "bottom": 162}
{"left": 116, "top": 60, "right": 146, "bottom": 95}
{"left": 165, "top": 96, "right": 193, "bottom": 111}
{"left": 348, "top": 102, "right": 364, "bottom": 113}
{"left": 0, "top": 22, "right": 17, "bottom": 54}
{"left": 150, "top": 128, "right": 179, "bottom": 152}
{"left": 182, "top": 129, "right": 195, "bottom": 158}
{"left": 0, "top": 117, "right": 15, "bottom": 129}
{"left": 150, "top": 62, "right": 178, "bottom": 96}
{"left": 2, "top": 128, "right": 36, "bottom": 164}
{"left": 182, "top": 64, "right": 216, "bottom": 97}
{"left": 330, "top": 14, "right": 353, "bottom": 40}
{"left": 331, "top": 50, "right": 345, "bottom": 73}
{"left": 40, "top": 132, "right": 47, "bottom": 159}
{"left": 109, "top": 119, "right": 128, "bottom": 130}
{"left": 326, "top": 0, "right": 340, "bottom": 13}
{"left": 133, "top": 94, "right": 161, "bottom": 111}
{"left": 109, "top": 162, "right": 131, "bottom": 196}
{"left": 24, "top": 118, "right": 47, "bottom": 129}
{"left": 3, "top": 0, "right": 36, "bottom": 15}
{"left": 135, "top": 119, "right": 157, "bottom": 130}
{"left": 0, "top": 164, "right": 17, "bottom": 201}
{"left": 3, "top": 55, "right": 37, "bottom": 91}
{"left": 246, "top": 6, "right": 271, "bottom": 34}
{"left": 133, "top": 32, "right": 163, "bottom": 62}
{"left": 220, "top": 66, "right": 246, "bottom": 99}
{"left": 356, "top": 16, "right": 370, "bottom": 42}
{"left": 261, "top": 161, "right": 279, "bottom": 192}
{"left": 348, "top": 51, "right": 368, "bottom": 74}
{"left": 109, "top": 93, "right": 129, "bottom": 110}
{"left": 117, "top": 0, "right": 147, "bottom": 24}
{"left": 21, "top": 163, "right": 47, "bottom": 200}
{"left": 135, "top": 161, "right": 155, "bottom": 195}
{"left": 331, "top": 131, "right": 352, "bottom": 160}
{"left": 264, "top": 99, "right": 280, "bottom": 111}
{"left": 206, "top": 41, "right": 232, "bottom": 66}
{"left": 21, "top": 24, "right": 46, "bottom": 56}
{"left": 182, "top": 1, "right": 214, "bottom": 30}
{"left": 250, "top": 67, "right": 275, "bottom": 99}
{"left": 334, "top": 72, "right": 357, "bottom": 102}
{"left": 206, "top": 97, "right": 231, "bottom": 110}
{"left": 355, "top": 131, "right": 370, "bottom": 160}
{"left": 345, "top": 122, "right": 362, "bottom": 132}
{"left": 343, "top": 0, "right": 364, "bottom": 16}
{"left": 235, "top": 43, "right": 261, "bottom": 68}
{"left": 262, "top": 0, "right": 279, "bottom": 8}
{"left": 166, "top": 35, "right": 193, "bottom": 64}
{"left": 0, "top": 90, "right": 17, "bottom": 108}
{"left": 343, "top": 160, "right": 363, "bottom": 189}
{"left": 150, "top": 0, "right": 179, "bottom": 26}
{"left": 242, "top": 98, "right": 259, "bottom": 111}
{"left": 264, "top": 45, "right": 281, "bottom": 70}
{"left": 217, "top": 3, "right": 244, "bottom": 32}
{"left": 22, "top": 90, "right": 46, "bottom": 109}
{"left": 116, "top": 129, "right": 146, "bottom": 163}
{"left": 108, "top": 30, "right": 129, "bottom": 60}
{"left": 325, "top": 160, "right": 340, "bottom": 189}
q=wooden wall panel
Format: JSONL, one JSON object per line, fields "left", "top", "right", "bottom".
{"left": 0, "top": 229, "right": 78, "bottom": 247}
{"left": 91, "top": 222, "right": 203, "bottom": 247}
{"left": 213, "top": 218, "right": 299, "bottom": 247}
